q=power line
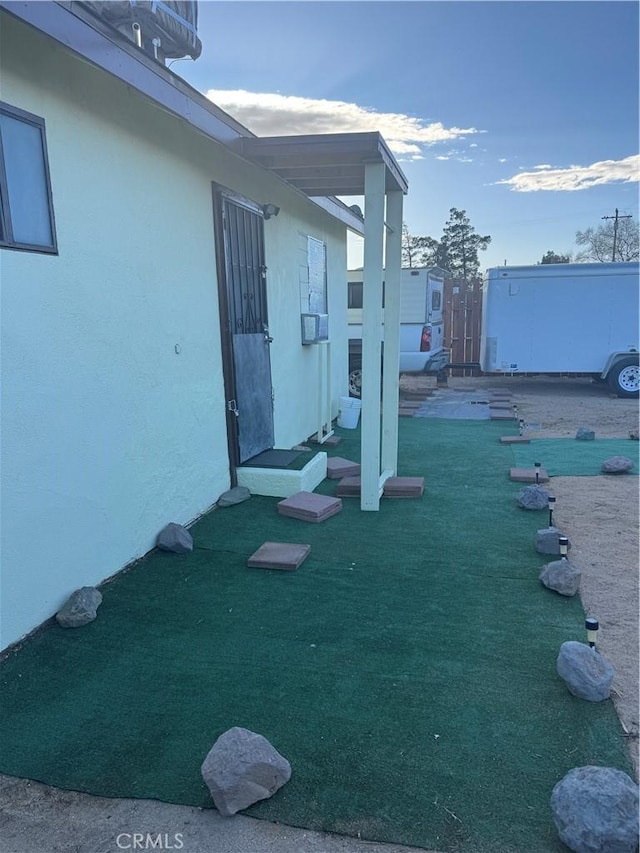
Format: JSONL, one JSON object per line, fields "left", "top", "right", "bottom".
{"left": 601, "top": 208, "right": 632, "bottom": 262}
{"left": 478, "top": 207, "right": 616, "bottom": 229}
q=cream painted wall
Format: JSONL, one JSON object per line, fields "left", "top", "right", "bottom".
{"left": 0, "top": 16, "right": 348, "bottom": 648}
{"left": 259, "top": 197, "right": 348, "bottom": 447}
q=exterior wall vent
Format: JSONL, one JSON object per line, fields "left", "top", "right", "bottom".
{"left": 301, "top": 313, "right": 329, "bottom": 345}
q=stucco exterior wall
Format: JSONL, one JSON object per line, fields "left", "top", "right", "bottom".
{"left": 261, "top": 197, "right": 348, "bottom": 447}
{"left": 0, "top": 16, "right": 348, "bottom": 648}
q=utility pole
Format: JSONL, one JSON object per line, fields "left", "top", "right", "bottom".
{"left": 602, "top": 208, "right": 632, "bottom": 261}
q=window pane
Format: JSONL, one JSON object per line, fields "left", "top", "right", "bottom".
{"left": 0, "top": 113, "right": 53, "bottom": 246}
{"left": 308, "top": 236, "right": 327, "bottom": 314}
{"left": 348, "top": 282, "right": 363, "bottom": 308}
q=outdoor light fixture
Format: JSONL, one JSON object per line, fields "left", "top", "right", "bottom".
{"left": 548, "top": 495, "right": 556, "bottom": 528}
{"left": 534, "top": 461, "right": 541, "bottom": 484}
{"left": 559, "top": 536, "right": 569, "bottom": 559}
{"left": 262, "top": 203, "right": 280, "bottom": 220}
{"left": 585, "top": 617, "right": 599, "bottom": 648}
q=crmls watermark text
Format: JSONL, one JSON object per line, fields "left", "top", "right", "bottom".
{"left": 116, "top": 833, "right": 184, "bottom": 850}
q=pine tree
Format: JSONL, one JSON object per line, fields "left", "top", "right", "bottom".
{"left": 439, "top": 208, "right": 491, "bottom": 279}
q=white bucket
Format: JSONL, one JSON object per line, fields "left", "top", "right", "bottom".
{"left": 337, "top": 396, "right": 362, "bottom": 429}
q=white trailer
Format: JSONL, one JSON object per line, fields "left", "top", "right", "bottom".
{"left": 347, "top": 266, "right": 449, "bottom": 397}
{"left": 480, "top": 262, "right": 639, "bottom": 397}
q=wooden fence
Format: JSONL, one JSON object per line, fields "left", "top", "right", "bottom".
{"left": 443, "top": 277, "right": 483, "bottom": 376}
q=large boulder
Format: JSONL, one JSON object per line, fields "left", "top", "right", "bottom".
{"left": 156, "top": 522, "right": 193, "bottom": 553}
{"left": 539, "top": 559, "right": 581, "bottom": 596}
{"left": 516, "top": 484, "right": 550, "bottom": 510}
{"left": 601, "top": 456, "right": 634, "bottom": 474}
{"left": 551, "top": 765, "right": 639, "bottom": 853}
{"left": 201, "top": 727, "right": 291, "bottom": 816}
{"left": 556, "top": 641, "right": 614, "bottom": 702}
{"left": 56, "top": 587, "right": 102, "bottom": 628}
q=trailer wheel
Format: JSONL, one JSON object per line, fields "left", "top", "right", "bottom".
{"left": 348, "top": 358, "right": 362, "bottom": 399}
{"left": 607, "top": 357, "right": 640, "bottom": 398}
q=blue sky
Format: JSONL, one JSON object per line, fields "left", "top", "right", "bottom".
{"left": 175, "top": 1, "right": 639, "bottom": 269}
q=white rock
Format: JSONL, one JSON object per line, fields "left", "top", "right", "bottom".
{"left": 56, "top": 587, "right": 102, "bottom": 628}
{"left": 551, "top": 765, "right": 639, "bottom": 853}
{"left": 156, "top": 522, "right": 193, "bottom": 553}
{"left": 539, "top": 558, "right": 581, "bottom": 596}
{"left": 201, "top": 727, "right": 291, "bottom": 816}
{"left": 556, "top": 641, "right": 614, "bottom": 702}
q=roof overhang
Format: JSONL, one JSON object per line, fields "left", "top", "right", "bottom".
{"left": 233, "top": 133, "right": 408, "bottom": 197}
{"left": 0, "top": 2, "right": 400, "bottom": 235}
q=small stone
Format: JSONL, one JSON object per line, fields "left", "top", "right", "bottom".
{"left": 201, "top": 727, "right": 291, "bottom": 816}
{"left": 551, "top": 766, "right": 639, "bottom": 853}
{"left": 156, "top": 522, "right": 193, "bottom": 553}
{"left": 56, "top": 587, "right": 102, "bottom": 628}
{"left": 535, "top": 527, "right": 571, "bottom": 555}
{"left": 575, "top": 428, "right": 595, "bottom": 441}
{"left": 218, "top": 486, "right": 251, "bottom": 507}
{"left": 539, "top": 558, "right": 581, "bottom": 596}
{"left": 601, "top": 456, "right": 634, "bottom": 474}
{"left": 556, "top": 641, "right": 615, "bottom": 702}
{"left": 517, "top": 484, "right": 551, "bottom": 510}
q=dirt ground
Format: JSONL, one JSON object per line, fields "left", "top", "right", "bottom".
{"left": 1, "top": 374, "right": 637, "bottom": 853}
{"left": 402, "top": 373, "right": 640, "bottom": 776}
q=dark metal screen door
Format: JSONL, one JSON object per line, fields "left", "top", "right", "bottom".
{"left": 222, "top": 195, "right": 274, "bottom": 463}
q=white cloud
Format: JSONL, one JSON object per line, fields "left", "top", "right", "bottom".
{"left": 498, "top": 157, "right": 508, "bottom": 163}
{"left": 435, "top": 155, "right": 450, "bottom": 161}
{"left": 204, "top": 89, "right": 483, "bottom": 161}
{"left": 388, "top": 141, "right": 422, "bottom": 155}
{"left": 498, "top": 154, "right": 640, "bottom": 192}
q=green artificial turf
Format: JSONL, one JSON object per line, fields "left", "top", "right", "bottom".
{"left": 0, "top": 419, "right": 632, "bottom": 853}
{"left": 512, "top": 438, "right": 639, "bottom": 476}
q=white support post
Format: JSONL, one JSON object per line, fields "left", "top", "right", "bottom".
{"left": 315, "top": 341, "right": 333, "bottom": 443}
{"left": 381, "top": 190, "right": 403, "bottom": 475}
{"left": 360, "top": 162, "right": 386, "bottom": 511}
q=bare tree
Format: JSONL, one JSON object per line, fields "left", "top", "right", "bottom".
{"left": 575, "top": 216, "right": 639, "bottom": 262}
